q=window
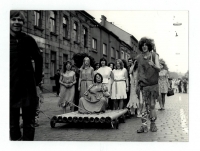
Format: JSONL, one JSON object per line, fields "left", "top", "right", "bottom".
{"left": 125, "top": 52, "right": 128, "bottom": 60}
{"left": 116, "top": 50, "right": 119, "bottom": 59}
{"left": 121, "top": 51, "right": 124, "bottom": 59}
{"left": 59, "top": 56, "right": 62, "bottom": 69}
{"left": 92, "top": 38, "right": 97, "bottom": 50}
{"left": 73, "top": 22, "right": 78, "bottom": 42}
{"left": 111, "top": 47, "right": 115, "bottom": 58}
{"left": 45, "top": 53, "right": 49, "bottom": 63}
{"left": 63, "top": 54, "right": 68, "bottom": 64}
{"left": 50, "top": 51, "right": 56, "bottom": 76}
{"left": 50, "top": 11, "right": 56, "bottom": 33}
{"left": 63, "top": 16, "right": 68, "bottom": 38}
{"left": 83, "top": 27, "right": 88, "bottom": 47}
{"left": 103, "top": 43, "right": 107, "bottom": 55}
{"left": 34, "top": 11, "right": 42, "bottom": 27}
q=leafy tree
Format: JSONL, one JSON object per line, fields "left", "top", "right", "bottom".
{"left": 72, "top": 53, "right": 96, "bottom": 69}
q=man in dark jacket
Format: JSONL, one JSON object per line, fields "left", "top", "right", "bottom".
{"left": 10, "top": 10, "right": 43, "bottom": 141}
{"left": 51, "top": 69, "right": 60, "bottom": 96}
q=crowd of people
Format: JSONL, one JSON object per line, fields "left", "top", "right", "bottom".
{"left": 10, "top": 10, "right": 188, "bottom": 141}
{"left": 56, "top": 37, "right": 170, "bottom": 133}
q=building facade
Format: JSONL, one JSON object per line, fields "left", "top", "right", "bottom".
{"left": 100, "top": 15, "right": 139, "bottom": 59}
{"left": 21, "top": 10, "right": 98, "bottom": 90}
{"left": 20, "top": 10, "right": 138, "bottom": 90}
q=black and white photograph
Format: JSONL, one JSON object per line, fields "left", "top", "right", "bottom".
{"left": 1, "top": 0, "right": 199, "bottom": 150}
{"left": 9, "top": 9, "right": 189, "bottom": 141}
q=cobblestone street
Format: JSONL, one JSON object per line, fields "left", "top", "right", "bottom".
{"left": 33, "top": 92, "right": 188, "bottom": 141}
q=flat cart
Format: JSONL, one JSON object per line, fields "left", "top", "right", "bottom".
{"left": 50, "top": 109, "right": 129, "bottom": 129}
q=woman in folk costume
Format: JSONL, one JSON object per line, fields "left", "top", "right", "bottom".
{"left": 78, "top": 57, "right": 94, "bottom": 98}
{"left": 136, "top": 37, "right": 160, "bottom": 133}
{"left": 58, "top": 61, "right": 76, "bottom": 113}
{"left": 127, "top": 59, "right": 142, "bottom": 117}
{"left": 111, "top": 59, "right": 129, "bottom": 110}
{"left": 78, "top": 73, "right": 110, "bottom": 114}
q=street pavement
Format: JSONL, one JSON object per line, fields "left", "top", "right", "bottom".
{"left": 33, "top": 92, "right": 188, "bottom": 141}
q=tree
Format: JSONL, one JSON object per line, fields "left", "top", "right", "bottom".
{"left": 169, "top": 71, "right": 179, "bottom": 79}
{"left": 185, "top": 70, "right": 189, "bottom": 79}
{"left": 72, "top": 53, "right": 96, "bottom": 69}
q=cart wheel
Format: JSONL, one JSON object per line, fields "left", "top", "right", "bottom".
{"left": 50, "top": 119, "right": 56, "bottom": 128}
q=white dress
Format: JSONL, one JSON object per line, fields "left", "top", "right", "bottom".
{"left": 111, "top": 68, "right": 127, "bottom": 99}
{"left": 97, "top": 66, "right": 112, "bottom": 93}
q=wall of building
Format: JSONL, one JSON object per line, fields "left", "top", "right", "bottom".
{"left": 22, "top": 10, "right": 95, "bottom": 90}
{"left": 20, "top": 10, "right": 138, "bottom": 90}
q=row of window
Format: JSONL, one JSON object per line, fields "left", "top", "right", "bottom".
{"left": 44, "top": 51, "right": 69, "bottom": 76}
{"left": 92, "top": 38, "right": 130, "bottom": 59}
{"left": 34, "top": 10, "right": 88, "bottom": 47}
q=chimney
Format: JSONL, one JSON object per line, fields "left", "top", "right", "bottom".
{"left": 101, "top": 15, "right": 107, "bottom": 26}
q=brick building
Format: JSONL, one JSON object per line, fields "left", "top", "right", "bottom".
{"left": 20, "top": 10, "right": 138, "bottom": 90}
{"left": 21, "top": 10, "right": 98, "bottom": 90}
{"left": 100, "top": 15, "right": 139, "bottom": 59}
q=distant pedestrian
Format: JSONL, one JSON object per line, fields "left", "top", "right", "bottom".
{"left": 158, "top": 60, "right": 170, "bottom": 110}
{"left": 171, "top": 79, "right": 176, "bottom": 93}
{"left": 178, "top": 78, "right": 182, "bottom": 93}
{"left": 50, "top": 69, "right": 60, "bottom": 96}
{"left": 10, "top": 10, "right": 43, "bottom": 140}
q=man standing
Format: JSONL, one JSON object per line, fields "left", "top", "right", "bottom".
{"left": 51, "top": 69, "right": 61, "bottom": 96}
{"left": 10, "top": 11, "right": 43, "bottom": 140}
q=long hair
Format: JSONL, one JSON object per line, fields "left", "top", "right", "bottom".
{"left": 10, "top": 10, "right": 26, "bottom": 23}
{"left": 94, "top": 73, "right": 103, "bottom": 83}
{"left": 138, "top": 37, "right": 155, "bottom": 52}
{"left": 160, "top": 62, "right": 168, "bottom": 71}
{"left": 108, "top": 62, "right": 115, "bottom": 70}
{"left": 99, "top": 57, "right": 107, "bottom": 67}
{"left": 82, "top": 57, "right": 90, "bottom": 69}
{"left": 63, "top": 61, "right": 72, "bottom": 73}
{"left": 115, "top": 59, "right": 124, "bottom": 70}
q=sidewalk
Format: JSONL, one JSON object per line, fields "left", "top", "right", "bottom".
{"left": 34, "top": 93, "right": 189, "bottom": 141}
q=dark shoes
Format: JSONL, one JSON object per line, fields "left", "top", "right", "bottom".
{"left": 137, "top": 125, "right": 148, "bottom": 133}
{"left": 150, "top": 122, "right": 158, "bottom": 132}
{"left": 137, "top": 123, "right": 158, "bottom": 133}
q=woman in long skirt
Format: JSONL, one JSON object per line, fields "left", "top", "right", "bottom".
{"left": 58, "top": 61, "right": 76, "bottom": 113}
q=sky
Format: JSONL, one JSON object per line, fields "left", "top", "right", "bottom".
{"left": 86, "top": 11, "right": 188, "bottom": 74}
